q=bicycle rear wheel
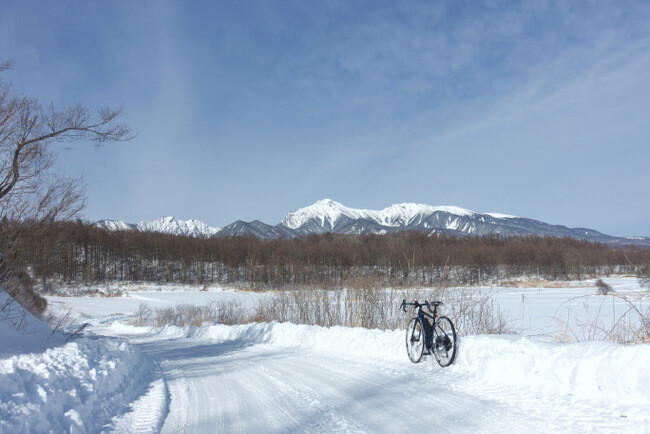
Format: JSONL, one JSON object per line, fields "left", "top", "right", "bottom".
{"left": 405, "top": 318, "right": 425, "bottom": 363}
{"left": 432, "top": 316, "right": 457, "bottom": 367}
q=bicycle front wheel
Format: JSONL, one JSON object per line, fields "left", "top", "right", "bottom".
{"left": 405, "top": 317, "right": 425, "bottom": 363}
{"left": 432, "top": 316, "right": 457, "bottom": 367}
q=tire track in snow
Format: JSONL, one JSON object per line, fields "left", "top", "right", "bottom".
{"left": 159, "top": 369, "right": 193, "bottom": 433}
{"left": 251, "top": 360, "right": 363, "bottom": 433}
{"left": 110, "top": 377, "right": 168, "bottom": 433}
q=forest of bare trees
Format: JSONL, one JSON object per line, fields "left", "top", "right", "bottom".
{"left": 4, "top": 220, "right": 649, "bottom": 291}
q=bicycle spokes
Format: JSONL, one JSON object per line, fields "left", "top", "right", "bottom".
{"left": 406, "top": 318, "right": 425, "bottom": 363}
{"left": 431, "top": 317, "right": 457, "bottom": 367}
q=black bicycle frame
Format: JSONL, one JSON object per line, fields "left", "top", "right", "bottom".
{"left": 402, "top": 300, "right": 441, "bottom": 352}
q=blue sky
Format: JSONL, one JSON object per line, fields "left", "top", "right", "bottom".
{"left": 1, "top": 1, "right": 649, "bottom": 236}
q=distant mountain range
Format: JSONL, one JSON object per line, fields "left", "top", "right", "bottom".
{"left": 95, "top": 216, "right": 220, "bottom": 238}
{"left": 96, "top": 199, "right": 650, "bottom": 246}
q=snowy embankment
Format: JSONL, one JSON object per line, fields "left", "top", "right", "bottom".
{"left": 0, "top": 338, "right": 165, "bottom": 432}
{"left": 109, "top": 320, "right": 650, "bottom": 423}
{"left": 455, "top": 336, "right": 650, "bottom": 407}
{"left": 0, "top": 290, "right": 166, "bottom": 433}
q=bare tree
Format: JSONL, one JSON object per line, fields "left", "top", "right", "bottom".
{"left": 639, "top": 264, "right": 650, "bottom": 291}
{"left": 0, "top": 60, "right": 133, "bottom": 221}
{"left": 0, "top": 59, "right": 133, "bottom": 316}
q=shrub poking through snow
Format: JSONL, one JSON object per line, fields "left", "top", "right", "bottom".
{"left": 133, "top": 286, "right": 513, "bottom": 336}
{"left": 553, "top": 294, "right": 649, "bottom": 344}
{"left": 152, "top": 300, "right": 247, "bottom": 327}
{"left": 639, "top": 264, "right": 650, "bottom": 291}
{"left": 130, "top": 303, "right": 153, "bottom": 327}
{"left": 595, "top": 279, "right": 614, "bottom": 295}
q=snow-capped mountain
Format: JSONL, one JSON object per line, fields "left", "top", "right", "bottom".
{"left": 95, "top": 199, "right": 650, "bottom": 246}
{"left": 96, "top": 216, "right": 220, "bottom": 238}
{"left": 279, "top": 199, "right": 503, "bottom": 235}
{"left": 95, "top": 219, "right": 135, "bottom": 232}
{"left": 271, "top": 199, "right": 646, "bottom": 245}
{"left": 137, "top": 217, "right": 220, "bottom": 238}
{"left": 216, "top": 220, "right": 294, "bottom": 239}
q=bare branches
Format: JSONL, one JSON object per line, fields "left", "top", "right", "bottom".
{"left": 33, "top": 175, "right": 88, "bottom": 222}
{"left": 0, "top": 60, "right": 134, "bottom": 317}
{"left": 0, "top": 62, "right": 133, "bottom": 221}
{"left": 623, "top": 252, "right": 650, "bottom": 291}
{"left": 0, "top": 101, "right": 132, "bottom": 202}
{"left": 33, "top": 103, "right": 134, "bottom": 148}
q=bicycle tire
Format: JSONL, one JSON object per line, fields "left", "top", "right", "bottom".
{"left": 405, "top": 317, "right": 425, "bottom": 363}
{"left": 431, "top": 316, "right": 457, "bottom": 367}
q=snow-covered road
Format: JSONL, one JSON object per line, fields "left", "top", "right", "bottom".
{"left": 106, "top": 323, "right": 648, "bottom": 433}
{"left": 147, "top": 339, "right": 516, "bottom": 432}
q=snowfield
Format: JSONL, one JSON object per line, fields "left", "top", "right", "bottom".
{"left": 1, "top": 278, "right": 649, "bottom": 432}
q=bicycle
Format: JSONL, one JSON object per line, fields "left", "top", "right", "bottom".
{"left": 400, "top": 300, "right": 458, "bottom": 367}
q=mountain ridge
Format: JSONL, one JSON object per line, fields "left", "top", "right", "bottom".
{"left": 96, "top": 216, "right": 221, "bottom": 238}
{"left": 95, "top": 199, "right": 650, "bottom": 246}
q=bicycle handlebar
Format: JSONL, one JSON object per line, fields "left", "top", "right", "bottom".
{"left": 400, "top": 299, "right": 443, "bottom": 313}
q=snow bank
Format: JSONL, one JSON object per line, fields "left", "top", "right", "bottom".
{"left": 194, "top": 321, "right": 407, "bottom": 362}
{"left": 0, "top": 289, "right": 66, "bottom": 357}
{"left": 0, "top": 337, "right": 159, "bottom": 433}
{"left": 1, "top": 289, "right": 164, "bottom": 433}
{"left": 109, "top": 321, "right": 407, "bottom": 362}
{"left": 128, "top": 321, "right": 650, "bottom": 414}
{"left": 451, "top": 335, "right": 650, "bottom": 408}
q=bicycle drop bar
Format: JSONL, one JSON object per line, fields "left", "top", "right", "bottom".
{"left": 401, "top": 299, "right": 422, "bottom": 312}
{"left": 401, "top": 300, "right": 441, "bottom": 312}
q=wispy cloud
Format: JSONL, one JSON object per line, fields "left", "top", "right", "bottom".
{"left": 1, "top": 0, "right": 648, "bottom": 235}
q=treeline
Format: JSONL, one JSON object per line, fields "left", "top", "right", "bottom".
{"left": 2, "top": 220, "right": 649, "bottom": 289}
